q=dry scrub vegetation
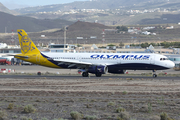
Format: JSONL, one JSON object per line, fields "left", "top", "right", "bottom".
{"left": 0, "top": 78, "right": 179, "bottom": 120}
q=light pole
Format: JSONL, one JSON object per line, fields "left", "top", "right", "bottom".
{"left": 76, "top": 38, "right": 77, "bottom": 46}
{"left": 64, "top": 26, "right": 67, "bottom": 53}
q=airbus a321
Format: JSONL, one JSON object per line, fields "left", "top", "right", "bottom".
{"left": 14, "top": 29, "right": 175, "bottom": 78}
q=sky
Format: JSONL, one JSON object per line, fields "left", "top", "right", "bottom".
{"left": 0, "top": 0, "right": 87, "bottom": 9}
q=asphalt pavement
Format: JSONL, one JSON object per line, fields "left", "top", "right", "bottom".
{"left": 0, "top": 65, "right": 179, "bottom": 80}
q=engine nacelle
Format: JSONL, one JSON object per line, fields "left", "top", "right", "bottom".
{"left": 88, "top": 66, "right": 108, "bottom": 74}
{"left": 108, "top": 69, "right": 126, "bottom": 74}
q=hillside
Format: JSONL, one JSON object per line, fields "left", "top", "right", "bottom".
{"left": 1, "top": 21, "right": 180, "bottom": 46}
{"left": 139, "top": 13, "right": 180, "bottom": 24}
{"left": 12, "top": 0, "right": 180, "bottom": 25}
{"left": 26, "top": 21, "right": 112, "bottom": 39}
{"left": 66, "top": 21, "right": 111, "bottom": 38}
{"left": 0, "top": 2, "right": 18, "bottom": 15}
{"left": 0, "top": 11, "right": 73, "bottom": 33}
{"left": 15, "top": 0, "right": 180, "bottom": 14}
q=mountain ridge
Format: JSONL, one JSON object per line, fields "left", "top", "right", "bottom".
{"left": 14, "top": 0, "right": 180, "bottom": 14}
{"left": 0, "top": 2, "right": 18, "bottom": 15}
{"left": 0, "top": 11, "right": 73, "bottom": 33}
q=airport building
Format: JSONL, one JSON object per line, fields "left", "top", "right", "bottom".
{"left": 0, "top": 48, "right": 21, "bottom": 54}
{"left": 166, "top": 55, "right": 180, "bottom": 70}
{"left": 47, "top": 44, "right": 76, "bottom": 53}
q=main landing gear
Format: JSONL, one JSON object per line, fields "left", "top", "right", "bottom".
{"left": 152, "top": 70, "right": 157, "bottom": 78}
{"left": 82, "top": 72, "right": 89, "bottom": 77}
{"left": 82, "top": 72, "right": 102, "bottom": 77}
{"left": 95, "top": 73, "right": 102, "bottom": 77}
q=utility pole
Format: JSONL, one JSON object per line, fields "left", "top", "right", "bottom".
{"left": 102, "top": 29, "right": 105, "bottom": 45}
{"left": 5, "top": 27, "right": 7, "bottom": 33}
{"left": 64, "top": 26, "right": 67, "bottom": 53}
{"left": 11, "top": 30, "right": 14, "bottom": 45}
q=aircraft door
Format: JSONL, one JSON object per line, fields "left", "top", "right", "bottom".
{"left": 117, "top": 58, "right": 121, "bottom": 64}
{"left": 150, "top": 55, "right": 155, "bottom": 64}
{"left": 77, "top": 56, "right": 82, "bottom": 62}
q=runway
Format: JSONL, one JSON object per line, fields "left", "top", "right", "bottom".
{"left": 0, "top": 65, "right": 178, "bottom": 80}
{"left": 0, "top": 74, "right": 179, "bottom": 80}
{"left": 0, "top": 65, "right": 178, "bottom": 74}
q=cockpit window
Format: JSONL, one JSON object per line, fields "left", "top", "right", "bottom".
{"left": 160, "top": 58, "right": 168, "bottom": 61}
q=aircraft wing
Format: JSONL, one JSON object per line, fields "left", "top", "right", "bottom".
{"left": 53, "top": 59, "right": 108, "bottom": 68}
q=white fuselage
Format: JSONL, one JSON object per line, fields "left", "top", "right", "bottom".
{"left": 41, "top": 52, "right": 175, "bottom": 70}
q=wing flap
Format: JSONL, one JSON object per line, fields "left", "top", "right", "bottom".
{"left": 54, "top": 59, "right": 92, "bottom": 65}
{"left": 53, "top": 59, "right": 112, "bottom": 69}
{"left": 54, "top": 59, "right": 92, "bottom": 68}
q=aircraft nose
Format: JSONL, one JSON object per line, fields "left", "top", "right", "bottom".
{"left": 169, "top": 61, "right": 175, "bottom": 68}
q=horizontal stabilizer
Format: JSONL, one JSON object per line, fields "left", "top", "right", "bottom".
{"left": 8, "top": 55, "right": 29, "bottom": 59}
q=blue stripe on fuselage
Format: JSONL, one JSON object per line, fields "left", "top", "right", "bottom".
{"left": 90, "top": 54, "right": 150, "bottom": 59}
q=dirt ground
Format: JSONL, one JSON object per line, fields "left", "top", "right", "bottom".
{"left": 0, "top": 77, "right": 180, "bottom": 120}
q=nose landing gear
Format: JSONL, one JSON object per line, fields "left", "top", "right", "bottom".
{"left": 152, "top": 70, "right": 157, "bottom": 78}
{"left": 153, "top": 74, "right": 157, "bottom": 78}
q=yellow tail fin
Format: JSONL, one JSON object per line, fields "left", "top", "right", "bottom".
{"left": 17, "top": 29, "right": 40, "bottom": 55}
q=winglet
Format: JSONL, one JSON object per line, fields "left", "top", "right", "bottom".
{"left": 17, "top": 29, "right": 40, "bottom": 55}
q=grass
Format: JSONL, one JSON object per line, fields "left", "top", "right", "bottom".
{"left": 107, "top": 101, "right": 116, "bottom": 107}
{"left": 41, "top": 118, "right": 49, "bottom": 120}
{"left": 123, "top": 91, "right": 127, "bottom": 95}
{"left": 23, "top": 104, "right": 36, "bottom": 113}
{"left": 12, "top": 115, "right": 18, "bottom": 119}
{"left": 161, "top": 96, "right": 165, "bottom": 105}
{"left": 148, "top": 103, "right": 152, "bottom": 113}
{"left": 160, "top": 112, "right": 168, "bottom": 120}
{"left": 86, "top": 104, "right": 92, "bottom": 108}
{"left": 0, "top": 110, "right": 7, "bottom": 120}
{"left": 7, "top": 103, "right": 14, "bottom": 110}
{"left": 70, "top": 111, "right": 84, "bottom": 120}
{"left": 53, "top": 118, "right": 67, "bottom": 120}
{"left": 157, "top": 96, "right": 165, "bottom": 105}
{"left": 117, "top": 111, "right": 130, "bottom": 120}
{"left": 126, "top": 78, "right": 134, "bottom": 80}
{"left": 0, "top": 92, "right": 178, "bottom": 120}
{"left": 85, "top": 115, "right": 97, "bottom": 120}
{"left": 116, "top": 107, "right": 126, "bottom": 113}
{"left": 20, "top": 116, "right": 33, "bottom": 120}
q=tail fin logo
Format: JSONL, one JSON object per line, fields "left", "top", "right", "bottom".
{"left": 21, "top": 35, "right": 32, "bottom": 54}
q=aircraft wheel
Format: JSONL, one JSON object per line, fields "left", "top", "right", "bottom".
{"left": 153, "top": 74, "right": 157, "bottom": 78}
{"left": 95, "top": 73, "right": 102, "bottom": 77}
{"left": 82, "top": 72, "right": 89, "bottom": 77}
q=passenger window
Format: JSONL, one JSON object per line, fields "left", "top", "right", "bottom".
{"left": 160, "top": 58, "right": 162, "bottom": 61}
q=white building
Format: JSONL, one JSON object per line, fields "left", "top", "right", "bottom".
{"left": 0, "top": 43, "right": 7, "bottom": 48}
{"left": 47, "top": 44, "right": 76, "bottom": 53}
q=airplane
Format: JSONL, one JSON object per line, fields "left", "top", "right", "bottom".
{"left": 14, "top": 29, "right": 175, "bottom": 78}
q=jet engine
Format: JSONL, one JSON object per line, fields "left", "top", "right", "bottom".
{"left": 88, "top": 66, "right": 108, "bottom": 74}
